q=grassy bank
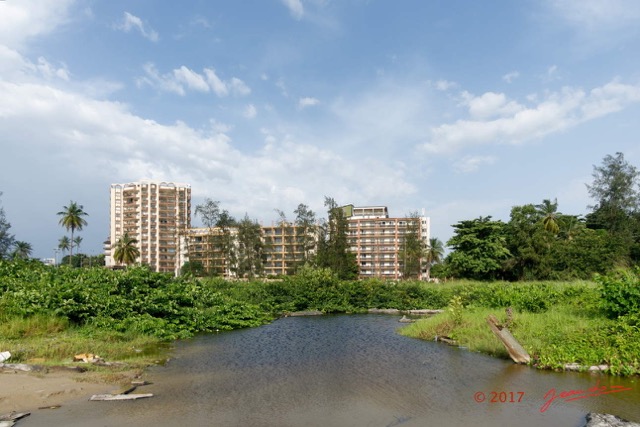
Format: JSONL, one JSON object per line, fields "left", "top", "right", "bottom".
{"left": 399, "top": 279, "right": 640, "bottom": 376}
{"left": 0, "top": 315, "right": 168, "bottom": 369}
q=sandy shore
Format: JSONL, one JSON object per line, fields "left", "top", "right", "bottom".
{"left": 0, "top": 367, "right": 136, "bottom": 416}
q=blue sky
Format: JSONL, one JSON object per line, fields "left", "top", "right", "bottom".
{"left": 2, "top": 0, "right": 640, "bottom": 259}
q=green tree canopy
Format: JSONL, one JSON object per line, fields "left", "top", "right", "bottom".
{"left": 447, "top": 216, "right": 510, "bottom": 280}
{"left": 314, "top": 197, "right": 358, "bottom": 280}
{"left": 235, "top": 214, "right": 264, "bottom": 278}
{"left": 294, "top": 203, "right": 317, "bottom": 267}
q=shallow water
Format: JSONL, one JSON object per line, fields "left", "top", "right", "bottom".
{"left": 23, "top": 314, "right": 640, "bottom": 426}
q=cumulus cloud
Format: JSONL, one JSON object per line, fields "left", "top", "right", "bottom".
{"left": 298, "top": 97, "right": 319, "bottom": 108}
{"left": 0, "top": 0, "right": 75, "bottom": 50}
{"left": 115, "top": 12, "right": 159, "bottom": 42}
{"left": 1, "top": 75, "right": 417, "bottom": 233}
{"left": 281, "top": 0, "right": 304, "bottom": 20}
{"left": 422, "top": 80, "right": 640, "bottom": 154}
{"left": 137, "top": 63, "right": 251, "bottom": 97}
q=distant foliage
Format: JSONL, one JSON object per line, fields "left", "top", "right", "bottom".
{"left": 597, "top": 268, "right": 640, "bottom": 319}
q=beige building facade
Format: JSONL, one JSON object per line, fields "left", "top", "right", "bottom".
{"left": 106, "top": 181, "right": 191, "bottom": 274}
{"left": 344, "top": 205, "right": 430, "bottom": 280}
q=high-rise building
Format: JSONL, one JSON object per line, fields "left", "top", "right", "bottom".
{"left": 106, "top": 181, "right": 191, "bottom": 274}
{"left": 344, "top": 205, "right": 430, "bottom": 279}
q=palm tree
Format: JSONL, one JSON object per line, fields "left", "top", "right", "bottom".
{"left": 535, "top": 198, "right": 560, "bottom": 235}
{"left": 423, "top": 237, "right": 445, "bottom": 280}
{"left": 12, "top": 241, "right": 32, "bottom": 260}
{"left": 57, "top": 201, "right": 88, "bottom": 262}
{"left": 113, "top": 233, "right": 140, "bottom": 266}
{"left": 58, "top": 236, "right": 71, "bottom": 258}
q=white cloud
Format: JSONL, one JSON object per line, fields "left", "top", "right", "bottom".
{"left": 137, "top": 64, "right": 251, "bottom": 97}
{"left": 243, "top": 104, "right": 257, "bottom": 119}
{"left": 115, "top": 12, "right": 159, "bottom": 42}
{"left": 502, "top": 71, "right": 519, "bottom": 83}
{"left": 137, "top": 63, "right": 185, "bottom": 95}
{"left": 0, "top": 76, "right": 417, "bottom": 234}
{"left": 453, "top": 155, "right": 496, "bottom": 173}
{"left": 281, "top": 0, "right": 304, "bottom": 20}
{"left": 173, "top": 66, "right": 209, "bottom": 92}
{"left": 36, "top": 57, "right": 70, "bottom": 81}
{"left": 204, "top": 68, "right": 229, "bottom": 96}
{"left": 422, "top": 80, "right": 640, "bottom": 154}
{"left": 460, "top": 91, "right": 524, "bottom": 119}
{"left": 230, "top": 77, "right": 251, "bottom": 96}
{"left": 0, "top": 0, "right": 74, "bottom": 49}
{"left": 298, "top": 97, "right": 320, "bottom": 108}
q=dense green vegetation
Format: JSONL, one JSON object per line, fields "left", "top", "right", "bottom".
{"left": 2, "top": 260, "right": 638, "bottom": 376}
{"left": 436, "top": 152, "right": 640, "bottom": 281}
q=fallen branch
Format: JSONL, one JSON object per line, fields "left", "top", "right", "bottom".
{"left": 486, "top": 314, "right": 530, "bottom": 364}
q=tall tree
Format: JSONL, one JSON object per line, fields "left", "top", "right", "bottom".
{"left": 504, "top": 204, "right": 546, "bottom": 280}
{"left": 401, "top": 212, "right": 423, "bottom": 279}
{"left": 294, "top": 203, "right": 317, "bottom": 266}
{"left": 235, "top": 214, "right": 264, "bottom": 278}
{"left": 113, "top": 232, "right": 140, "bottom": 266}
{"left": 0, "top": 192, "right": 15, "bottom": 260}
{"left": 57, "top": 201, "right": 88, "bottom": 262}
{"left": 194, "top": 199, "right": 237, "bottom": 276}
{"left": 315, "top": 197, "right": 358, "bottom": 280}
{"left": 586, "top": 152, "right": 640, "bottom": 233}
{"left": 586, "top": 152, "right": 640, "bottom": 264}
{"left": 447, "top": 216, "right": 510, "bottom": 280}
{"left": 194, "top": 198, "right": 221, "bottom": 275}
{"left": 423, "top": 237, "right": 444, "bottom": 280}
{"left": 12, "top": 241, "right": 32, "bottom": 260}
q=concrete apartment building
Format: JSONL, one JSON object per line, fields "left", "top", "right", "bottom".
{"left": 106, "top": 181, "right": 191, "bottom": 275}
{"left": 183, "top": 223, "right": 309, "bottom": 278}
{"left": 261, "top": 223, "right": 311, "bottom": 276}
{"left": 344, "top": 205, "right": 430, "bottom": 280}
{"left": 182, "top": 226, "right": 237, "bottom": 278}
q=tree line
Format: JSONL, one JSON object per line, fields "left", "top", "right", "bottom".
{"left": 437, "top": 152, "right": 640, "bottom": 280}
{"left": 186, "top": 196, "right": 364, "bottom": 280}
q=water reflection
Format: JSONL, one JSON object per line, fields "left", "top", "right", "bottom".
{"left": 23, "top": 314, "right": 640, "bottom": 427}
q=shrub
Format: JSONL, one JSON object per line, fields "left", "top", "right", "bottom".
{"left": 597, "top": 268, "right": 640, "bottom": 318}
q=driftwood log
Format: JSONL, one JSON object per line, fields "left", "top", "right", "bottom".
{"left": 90, "top": 393, "right": 153, "bottom": 401}
{"left": 486, "top": 314, "right": 530, "bottom": 364}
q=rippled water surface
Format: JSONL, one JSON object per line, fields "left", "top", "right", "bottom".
{"left": 24, "top": 314, "right": 640, "bottom": 426}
